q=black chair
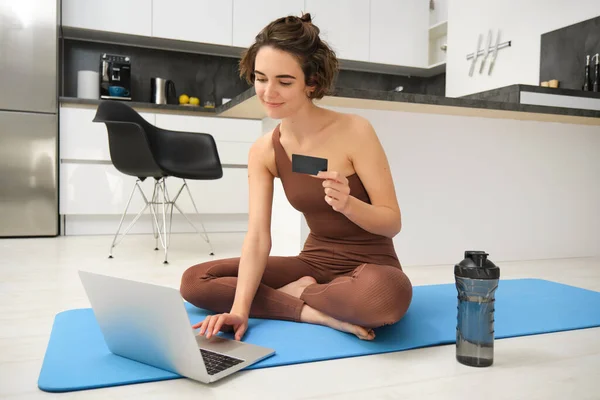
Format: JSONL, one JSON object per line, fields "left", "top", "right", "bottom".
{"left": 92, "top": 100, "right": 222, "bottom": 263}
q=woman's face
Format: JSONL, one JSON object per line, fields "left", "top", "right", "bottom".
{"left": 253, "top": 46, "right": 314, "bottom": 119}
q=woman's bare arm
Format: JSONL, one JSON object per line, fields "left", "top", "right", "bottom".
{"left": 343, "top": 116, "right": 402, "bottom": 238}
{"left": 229, "top": 133, "right": 275, "bottom": 318}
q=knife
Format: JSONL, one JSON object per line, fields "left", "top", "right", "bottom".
{"left": 488, "top": 29, "right": 501, "bottom": 75}
{"left": 479, "top": 30, "right": 492, "bottom": 74}
{"left": 469, "top": 34, "right": 482, "bottom": 77}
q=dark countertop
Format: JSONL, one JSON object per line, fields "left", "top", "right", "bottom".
{"left": 59, "top": 97, "right": 219, "bottom": 117}
{"left": 461, "top": 84, "right": 600, "bottom": 103}
{"left": 216, "top": 86, "right": 600, "bottom": 124}
{"left": 61, "top": 84, "right": 600, "bottom": 125}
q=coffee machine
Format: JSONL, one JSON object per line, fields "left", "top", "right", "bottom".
{"left": 100, "top": 53, "right": 132, "bottom": 101}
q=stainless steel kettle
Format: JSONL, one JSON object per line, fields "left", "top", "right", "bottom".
{"left": 150, "top": 77, "right": 177, "bottom": 104}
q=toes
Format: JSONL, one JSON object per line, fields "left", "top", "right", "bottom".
{"left": 353, "top": 326, "right": 372, "bottom": 340}
{"left": 356, "top": 327, "right": 376, "bottom": 341}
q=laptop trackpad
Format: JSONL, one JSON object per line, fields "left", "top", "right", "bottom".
{"left": 195, "top": 334, "right": 245, "bottom": 353}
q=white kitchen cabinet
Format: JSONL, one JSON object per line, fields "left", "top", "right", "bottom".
{"left": 304, "top": 0, "right": 370, "bottom": 62}
{"left": 154, "top": 114, "right": 262, "bottom": 166}
{"left": 177, "top": 167, "right": 249, "bottom": 214}
{"left": 59, "top": 106, "right": 261, "bottom": 166}
{"left": 59, "top": 107, "right": 155, "bottom": 162}
{"left": 232, "top": 0, "right": 305, "bottom": 48}
{"left": 60, "top": 163, "right": 249, "bottom": 215}
{"left": 62, "top": 0, "right": 152, "bottom": 36}
{"left": 369, "top": 0, "right": 429, "bottom": 67}
{"left": 59, "top": 106, "right": 256, "bottom": 217}
{"left": 152, "top": 0, "right": 233, "bottom": 46}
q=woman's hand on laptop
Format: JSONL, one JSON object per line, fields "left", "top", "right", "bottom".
{"left": 193, "top": 312, "right": 248, "bottom": 341}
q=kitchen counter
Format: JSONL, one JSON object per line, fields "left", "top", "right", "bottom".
{"left": 217, "top": 86, "right": 600, "bottom": 125}
{"left": 61, "top": 84, "right": 600, "bottom": 126}
{"left": 60, "top": 97, "right": 222, "bottom": 118}
{"left": 462, "top": 84, "right": 600, "bottom": 103}
{"left": 461, "top": 84, "right": 600, "bottom": 114}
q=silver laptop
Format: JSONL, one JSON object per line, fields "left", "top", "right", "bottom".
{"left": 78, "top": 270, "right": 275, "bottom": 384}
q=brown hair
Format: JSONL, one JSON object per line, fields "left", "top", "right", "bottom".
{"left": 239, "top": 13, "right": 339, "bottom": 99}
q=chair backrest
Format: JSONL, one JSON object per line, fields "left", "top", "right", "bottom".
{"left": 94, "top": 100, "right": 223, "bottom": 181}
{"left": 93, "top": 101, "right": 164, "bottom": 180}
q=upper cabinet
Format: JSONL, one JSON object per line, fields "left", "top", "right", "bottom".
{"left": 61, "top": 0, "right": 152, "bottom": 36}
{"left": 304, "top": 0, "right": 370, "bottom": 62}
{"left": 61, "top": 0, "right": 436, "bottom": 72}
{"left": 369, "top": 0, "right": 429, "bottom": 68}
{"left": 152, "top": 0, "right": 233, "bottom": 46}
{"left": 232, "top": 0, "right": 305, "bottom": 48}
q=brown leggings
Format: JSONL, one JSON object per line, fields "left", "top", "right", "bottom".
{"left": 179, "top": 256, "right": 413, "bottom": 328}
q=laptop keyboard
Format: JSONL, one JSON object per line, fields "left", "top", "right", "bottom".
{"left": 200, "top": 348, "right": 244, "bottom": 375}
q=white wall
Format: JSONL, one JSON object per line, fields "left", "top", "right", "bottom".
{"left": 270, "top": 109, "right": 600, "bottom": 266}
{"left": 446, "top": 0, "right": 600, "bottom": 97}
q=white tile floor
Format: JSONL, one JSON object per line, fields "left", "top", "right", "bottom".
{"left": 1, "top": 233, "right": 599, "bottom": 399}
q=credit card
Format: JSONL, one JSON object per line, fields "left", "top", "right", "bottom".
{"left": 291, "top": 154, "right": 328, "bottom": 175}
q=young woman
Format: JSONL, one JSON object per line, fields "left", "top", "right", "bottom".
{"left": 180, "top": 13, "right": 412, "bottom": 341}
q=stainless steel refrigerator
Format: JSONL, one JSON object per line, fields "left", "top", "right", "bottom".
{"left": 0, "top": 0, "right": 59, "bottom": 237}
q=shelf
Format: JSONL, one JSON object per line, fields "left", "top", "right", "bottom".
{"left": 427, "top": 61, "right": 446, "bottom": 69}
{"left": 58, "top": 97, "right": 224, "bottom": 118}
{"left": 428, "top": 21, "right": 447, "bottom": 70}
{"left": 339, "top": 58, "right": 445, "bottom": 78}
{"left": 429, "top": 20, "right": 448, "bottom": 40}
{"left": 425, "top": 61, "right": 446, "bottom": 75}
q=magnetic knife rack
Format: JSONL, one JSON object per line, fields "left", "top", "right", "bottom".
{"left": 466, "top": 29, "right": 512, "bottom": 76}
{"left": 466, "top": 40, "right": 511, "bottom": 60}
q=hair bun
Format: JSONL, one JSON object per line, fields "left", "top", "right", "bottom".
{"left": 300, "top": 13, "right": 312, "bottom": 23}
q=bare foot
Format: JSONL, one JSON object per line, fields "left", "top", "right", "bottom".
{"left": 300, "top": 305, "right": 376, "bottom": 341}
{"left": 278, "top": 276, "right": 317, "bottom": 298}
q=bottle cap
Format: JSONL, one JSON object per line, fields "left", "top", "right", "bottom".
{"left": 454, "top": 250, "right": 500, "bottom": 279}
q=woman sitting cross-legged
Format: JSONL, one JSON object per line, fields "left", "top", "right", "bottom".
{"left": 179, "top": 13, "right": 413, "bottom": 341}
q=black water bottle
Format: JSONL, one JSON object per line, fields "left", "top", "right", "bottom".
{"left": 454, "top": 250, "right": 500, "bottom": 367}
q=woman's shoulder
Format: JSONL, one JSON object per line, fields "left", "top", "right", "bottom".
{"left": 249, "top": 127, "right": 278, "bottom": 177}
{"left": 328, "top": 110, "right": 376, "bottom": 142}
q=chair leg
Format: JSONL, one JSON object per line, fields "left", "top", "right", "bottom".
{"left": 144, "top": 178, "right": 215, "bottom": 263}
{"left": 109, "top": 179, "right": 151, "bottom": 258}
{"left": 108, "top": 178, "right": 179, "bottom": 264}
{"left": 159, "top": 178, "right": 174, "bottom": 264}
{"left": 147, "top": 179, "right": 168, "bottom": 260}
{"left": 164, "top": 182, "right": 175, "bottom": 255}
{"left": 150, "top": 181, "right": 160, "bottom": 251}
{"left": 170, "top": 179, "right": 215, "bottom": 256}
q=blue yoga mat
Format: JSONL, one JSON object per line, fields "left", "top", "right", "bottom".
{"left": 38, "top": 279, "right": 600, "bottom": 392}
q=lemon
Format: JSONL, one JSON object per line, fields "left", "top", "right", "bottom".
{"left": 189, "top": 97, "right": 200, "bottom": 106}
{"left": 179, "top": 94, "right": 190, "bottom": 104}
